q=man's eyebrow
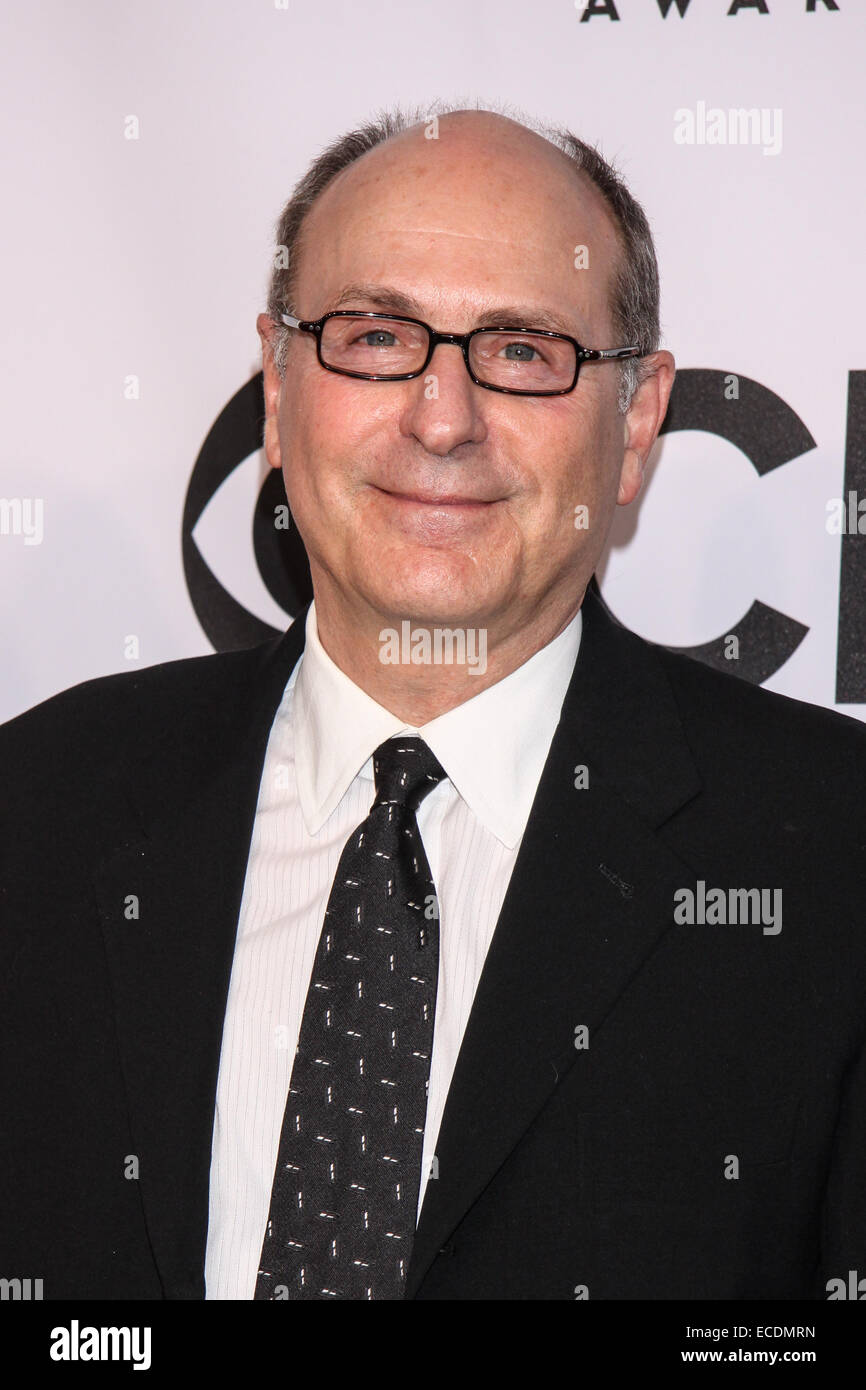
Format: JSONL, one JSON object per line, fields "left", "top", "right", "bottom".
{"left": 324, "top": 284, "right": 588, "bottom": 339}
{"left": 327, "top": 284, "right": 422, "bottom": 317}
{"left": 475, "top": 305, "right": 585, "bottom": 337}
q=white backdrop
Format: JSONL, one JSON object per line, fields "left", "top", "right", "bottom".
{"left": 1, "top": 0, "right": 863, "bottom": 722}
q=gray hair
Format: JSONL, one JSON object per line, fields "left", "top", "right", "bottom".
{"left": 265, "top": 98, "right": 661, "bottom": 413}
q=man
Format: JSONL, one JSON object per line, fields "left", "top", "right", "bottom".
{"left": 1, "top": 103, "right": 865, "bottom": 1302}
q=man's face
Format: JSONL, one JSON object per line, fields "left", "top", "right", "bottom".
{"left": 260, "top": 113, "right": 664, "bottom": 640}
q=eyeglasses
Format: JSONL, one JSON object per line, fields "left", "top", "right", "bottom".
{"left": 279, "top": 310, "right": 640, "bottom": 397}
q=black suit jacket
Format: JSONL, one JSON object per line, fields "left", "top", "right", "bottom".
{"left": 2, "top": 586, "right": 866, "bottom": 1300}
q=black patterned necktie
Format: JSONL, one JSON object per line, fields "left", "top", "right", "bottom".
{"left": 254, "top": 736, "right": 447, "bottom": 1300}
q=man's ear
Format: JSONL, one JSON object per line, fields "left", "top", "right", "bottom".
{"left": 616, "top": 349, "right": 676, "bottom": 505}
{"left": 617, "top": 448, "right": 643, "bottom": 505}
{"left": 257, "top": 312, "right": 284, "bottom": 472}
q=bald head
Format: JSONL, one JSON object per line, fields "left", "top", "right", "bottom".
{"left": 291, "top": 108, "right": 623, "bottom": 347}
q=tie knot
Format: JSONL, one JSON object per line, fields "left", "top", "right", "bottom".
{"left": 372, "top": 737, "right": 447, "bottom": 812}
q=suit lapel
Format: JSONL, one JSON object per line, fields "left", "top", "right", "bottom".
{"left": 93, "top": 609, "right": 310, "bottom": 1298}
{"left": 406, "top": 588, "right": 703, "bottom": 1295}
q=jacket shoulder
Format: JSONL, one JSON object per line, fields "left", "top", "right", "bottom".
{"left": 648, "top": 640, "right": 866, "bottom": 834}
{"left": 0, "top": 645, "right": 269, "bottom": 800}
{"left": 655, "top": 640, "right": 866, "bottom": 753}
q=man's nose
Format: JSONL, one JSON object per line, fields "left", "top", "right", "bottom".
{"left": 398, "top": 341, "right": 488, "bottom": 456}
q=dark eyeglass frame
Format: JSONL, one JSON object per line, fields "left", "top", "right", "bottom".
{"left": 279, "top": 309, "right": 641, "bottom": 397}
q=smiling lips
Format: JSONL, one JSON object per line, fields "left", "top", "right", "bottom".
{"left": 377, "top": 486, "right": 498, "bottom": 507}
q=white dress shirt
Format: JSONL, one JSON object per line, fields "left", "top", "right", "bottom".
{"left": 204, "top": 600, "right": 582, "bottom": 1298}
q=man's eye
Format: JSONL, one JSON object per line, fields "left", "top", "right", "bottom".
{"left": 359, "top": 330, "right": 398, "bottom": 347}
{"left": 501, "top": 341, "right": 542, "bottom": 362}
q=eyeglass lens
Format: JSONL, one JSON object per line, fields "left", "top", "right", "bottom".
{"left": 319, "top": 315, "right": 577, "bottom": 391}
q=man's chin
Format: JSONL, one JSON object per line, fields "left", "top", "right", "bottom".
{"left": 357, "top": 581, "right": 494, "bottom": 631}
{"left": 350, "top": 548, "right": 492, "bottom": 615}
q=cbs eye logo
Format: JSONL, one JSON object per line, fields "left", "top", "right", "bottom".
{"left": 183, "top": 366, "right": 865, "bottom": 704}
{"left": 182, "top": 372, "right": 312, "bottom": 652}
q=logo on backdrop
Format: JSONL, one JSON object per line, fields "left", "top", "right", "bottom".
{"left": 182, "top": 374, "right": 312, "bottom": 654}
{"left": 182, "top": 369, "right": 865, "bottom": 701}
{"left": 575, "top": 1, "right": 840, "bottom": 21}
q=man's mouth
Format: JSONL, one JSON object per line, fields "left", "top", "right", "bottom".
{"left": 374, "top": 486, "right": 499, "bottom": 508}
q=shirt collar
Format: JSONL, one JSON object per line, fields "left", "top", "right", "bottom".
{"left": 291, "top": 600, "right": 581, "bottom": 849}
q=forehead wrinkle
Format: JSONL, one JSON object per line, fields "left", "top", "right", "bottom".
{"left": 324, "top": 282, "right": 593, "bottom": 339}
{"left": 361, "top": 223, "right": 549, "bottom": 248}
